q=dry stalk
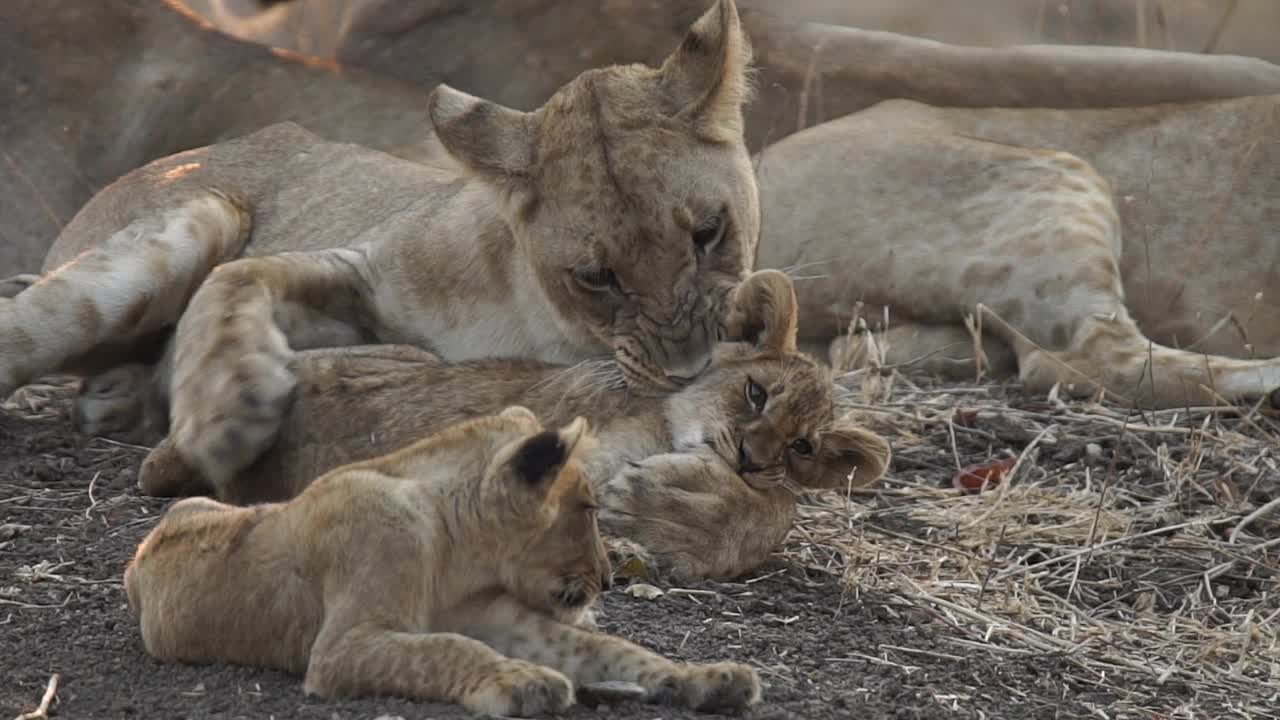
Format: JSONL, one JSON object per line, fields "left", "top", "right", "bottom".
{"left": 13, "top": 674, "right": 59, "bottom": 720}
{"left": 784, "top": 370, "right": 1280, "bottom": 716}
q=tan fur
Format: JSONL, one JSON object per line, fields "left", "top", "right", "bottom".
{"left": 757, "top": 94, "right": 1280, "bottom": 409}
{"left": 124, "top": 409, "right": 761, "bottom": 716}
{"left": 0, "top": 0, "right": 761, "bottom": 489}
{"left": 110, "top": 271, "right": 890, "bottom": 582}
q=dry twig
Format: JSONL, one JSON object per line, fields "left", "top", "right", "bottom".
{"left": 13, "top": 673, "right": 59, "bottom": 720}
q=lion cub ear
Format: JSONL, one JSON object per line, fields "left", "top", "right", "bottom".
{"left": 722, "top": 269, "right": 798, "bottom": 353}
{"left": 499, "top": 405, "right": 541, "bottom": 427}
{"left": 658, "top": 0, "right": 753, "bottom": 142}
{"left": 798, "top": 427, "right": 892, "bottom": 490}
{"left": 506, "top": 417, "right": 593, "bottom": 486}
{"left": 429, "top": 84, "right": 536, "bottom": 182}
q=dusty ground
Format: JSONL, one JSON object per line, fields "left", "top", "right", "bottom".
{"left": 2, "top": 375, "right": 1278, "bottom": 719}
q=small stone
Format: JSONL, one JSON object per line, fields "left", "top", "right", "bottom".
{"left": 624, "top": 583, "right": 664, "bottom": 600}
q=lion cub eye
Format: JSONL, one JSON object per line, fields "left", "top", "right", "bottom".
{"left": 789, "top": 438, "right": 814, "bottom": 457}
{"left": 572, "top": 267, "right": 618, "bottom": 293}
{"left": 745, "top": 377, "right": 768, "bottom": 413}
{"left": 692, "top": 214, "right": 725, "bottom": 255}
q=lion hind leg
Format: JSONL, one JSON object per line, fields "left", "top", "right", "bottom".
{"left": 0, "top": 190, "right": 249, "bottom": 397}
{"left": 1007, "top": 308, "right": 1280, "bottom": 409}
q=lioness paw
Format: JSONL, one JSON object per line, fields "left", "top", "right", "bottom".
{"left": 648, "top": 661, "right": 761, "bottom": 713}
{"left": 463, "top": 661, "right": 573, "bottom": 718}
{"left": 172, "top": 325, "right": 297, "bottom": 485}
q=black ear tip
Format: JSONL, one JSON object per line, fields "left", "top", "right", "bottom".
{"left": 511, "top": 431, "right": 567, "bottom": 483}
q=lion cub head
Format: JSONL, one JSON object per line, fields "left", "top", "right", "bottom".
{"left": 484, "top": 407, "right": 612, "bottom": 616}
{"left": 428, "top": 0, "right": 758, "bottom": 389}
{"left": 669, "top": 270, "right": 892, "bottom": 490}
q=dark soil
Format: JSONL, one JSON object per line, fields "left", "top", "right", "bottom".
{"left": 0, "top": 402, "right": 1119, "bottom": 720}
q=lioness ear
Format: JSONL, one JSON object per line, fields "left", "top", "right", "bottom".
{"left": 659, "top": 0, "right": 753, "bottom": 142}
{"left": 428, "top": 84, "right": 536, "bottom": 180}
{"left": 722, "top": 269, "right": 798, "bottom": 353}
{"left": 799, "top": 427, "right": 892, "bottom": 490}
{"left": 508, "top": 417, "right": 591, "bottom": 485}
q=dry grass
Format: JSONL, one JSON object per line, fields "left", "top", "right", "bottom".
{"left": 782, "top": 365, "right": 1280, "bottom": 718}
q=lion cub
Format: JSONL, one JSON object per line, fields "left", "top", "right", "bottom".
{"left": 119, "top": 271, "right": 891, "bottom": 580}
{"left": 125, "top": 408, "right": 760, "bottom": 716}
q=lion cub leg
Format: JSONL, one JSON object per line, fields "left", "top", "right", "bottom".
{"left": 0, "top": 190, "right": 249, "bottom": 398}
{"left": 304, "top": 609, "right": 573, "bottom": 718}
{"left": 468, "top": 596, "right": 761, "bottom": 713}
{"left": 168, "top": 248, "right": 377, "bottom": 495}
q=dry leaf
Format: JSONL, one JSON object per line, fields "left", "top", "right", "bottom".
{"left": 952, "top": 457, "right": 1016, "bottom": 494}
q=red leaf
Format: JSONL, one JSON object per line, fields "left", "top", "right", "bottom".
{"left": 952, "top": 458, "right": 1016, "bottom": 494}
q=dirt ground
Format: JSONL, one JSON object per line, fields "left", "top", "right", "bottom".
{"left": 2, "top": 377, "right": 1277, "bottom": 719}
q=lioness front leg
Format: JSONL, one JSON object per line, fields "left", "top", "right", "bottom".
{"left": 597, "top": 452, "right": 794, "bottom": 582}
{"left": 469, "top": 597, "right": 761, "bottom": 714}
{"left": 168, "top": 249, "right": 377, "bottom": 493}
{"left": 0, "top": 190, "right": 249, "bottom": 398}
{"left": 305, "top": 615, "right": 573, "bottom": 718}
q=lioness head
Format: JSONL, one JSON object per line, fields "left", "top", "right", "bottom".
{"left": 428, "top": 0, "right": 759, "bottom": 389}
{"left": 486, "top": 408, "right": 612, "bottom": 615}
{"left": 669, "top": 270, "right": 892, "bottom": 490}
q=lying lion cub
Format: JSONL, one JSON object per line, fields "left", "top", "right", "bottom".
{"left": 130, "top": 271, "right": 890, "bottom": 581}
{"left": 125, "top": 407, "right": 761, "bottom": 717}
{"left": 112, "top": 269, "right": 890, "bottom": 576}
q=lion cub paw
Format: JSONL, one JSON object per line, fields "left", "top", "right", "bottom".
{"left": 463, "top": 661, "right": 574, "bottom": 718}
{"left": 649, "top": 661, "right": 762, "bottom": 713}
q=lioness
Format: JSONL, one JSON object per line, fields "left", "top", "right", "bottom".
{"left": 0, "top": 0, "right": 758, "bottom": 491}
{"left": 123, "top": 270, "right": 891, "bottom": 581}
{"left": 124, "top": 408, "right": 762, "bottom": 717}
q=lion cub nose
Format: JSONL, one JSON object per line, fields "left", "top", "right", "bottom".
{"left": 737, "top": 442, "right": 763, "bottom": 473}
{"left": 664, "top": 355, "right": 712, "bottom": 384}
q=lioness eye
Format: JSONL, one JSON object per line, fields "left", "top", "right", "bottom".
{"left": 745, "top": 377, "right": 768, "bottom": 412}
{"left": 573, "top": 267, "right": 617, "bottom": 293}
{"left": 790, "top": 438, "right": 814, "bottom": 457}
{"left": 692, "top": 214, "right": 725, "bottom": 255}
